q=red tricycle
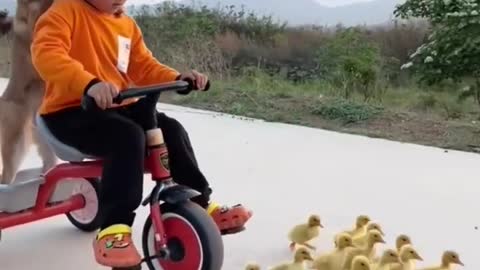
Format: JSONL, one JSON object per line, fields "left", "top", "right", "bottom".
{"left": 0, "top": 80, "right": 224, "bottom": 270}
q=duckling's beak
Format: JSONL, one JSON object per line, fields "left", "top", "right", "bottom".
{"left": 305, "top": 253, "right": 314, "bottom": 261}
{"left": 319, "top": 222, "right": 324, "bottom": 228}
{"left": 456, "top": 259, "right": 464, "bottom": 266}
{"left": 379, "top": 238, "right": 386, "bottom": 244}
{"left": 414, "top": 254, "right": 423, "bottom": 261}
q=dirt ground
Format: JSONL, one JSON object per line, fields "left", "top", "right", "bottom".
{"left": 300, "top": 111, "right": 480, "bottom": 153}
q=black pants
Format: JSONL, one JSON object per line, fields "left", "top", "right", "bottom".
{"left": 41, "top": 101, "right": 212, "bottom": 229}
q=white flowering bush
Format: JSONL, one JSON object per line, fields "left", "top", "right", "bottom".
{"left": 395, "top": 0, "right": 480, "bottom": 104}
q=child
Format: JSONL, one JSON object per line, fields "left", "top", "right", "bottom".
{"left": 30, "top": 0, "right": 252, "bottom": 268}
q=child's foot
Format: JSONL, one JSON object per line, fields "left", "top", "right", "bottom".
{"left": 207, "top": 202, "right": 253, "bottom": 235}
{"left": 93, "top": 224, "right": 142, "bottom": 268}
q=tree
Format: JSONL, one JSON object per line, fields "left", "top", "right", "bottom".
{"left": 317, "top": 27, "right": 381, "bottom": 100}
{"left": 394, "top": 0, "right": 480, "bottom": 104}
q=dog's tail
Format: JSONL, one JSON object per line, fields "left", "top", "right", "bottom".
{"left": 0, "top": 10, "right": 13, "bottom": 37}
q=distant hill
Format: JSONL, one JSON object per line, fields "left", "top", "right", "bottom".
{"left": 177, "top": 0, "right": 406, "bottom": 26}
{"left": 0, "top": 0, "right": 406, "bottom": 26}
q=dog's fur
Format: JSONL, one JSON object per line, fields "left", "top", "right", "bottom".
{"left": 0, "top": 0, "right": 56, "bottom": 185}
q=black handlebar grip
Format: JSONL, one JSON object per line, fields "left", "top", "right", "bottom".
{"left": 187, "top": 77, "right": 211, "bottom": 91}
{"left": 177, "top": 78, "right": 211, "bottom": 95}
{"left": 112, "top": 93, "right": 124, "bottom": 104}
{"left": 81, "top": 93, "right": 126, "bottom": 112}
{"left": 81, "top": 94, "right": 101, "bottom": 112}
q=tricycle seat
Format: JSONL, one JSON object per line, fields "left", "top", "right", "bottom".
{"left": 35, "top": 115, "right": 96, "bottom": 162}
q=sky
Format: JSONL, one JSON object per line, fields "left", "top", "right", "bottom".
{"left": 127, "top": 0, "right": 374, "bottom": 7}
{"left": 314, "top": 0, "right": 375, "bottom": 6}
{"left": 0, "top": 0, "right": 377, "bottom": 9}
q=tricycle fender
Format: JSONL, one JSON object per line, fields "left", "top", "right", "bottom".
{"left": 141, "top": 182, "right": 201, "bottom": 206}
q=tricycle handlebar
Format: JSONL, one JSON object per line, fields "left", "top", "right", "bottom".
{"left": 81, "top": 79, "right": 209, "bottom": 112}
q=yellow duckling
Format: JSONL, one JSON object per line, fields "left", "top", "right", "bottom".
{"left": 417, "top": 250, "right": 464, "bottom": 270}
{"left": 351, "top": 255, "right": 372, "bottom": 270}
{"left": 370, "top": 249, "right": 400, "bottom": 270}
{"left": 342, "top": 230, "right": 386, "bottom": 270}
{"left": 372, "top": 235, "right": 412, "bottom": 264}
{"left": 246, "top": 263, "right": 262, "bottom": 270}
{"left": 310, "top": 233, "right": 354, "bottom": 270}
{"left": 269, "top": 246, "right": 314, "bottom": 270}
{"left": 343, "top": 215, "right": 371, "bottom": 238}
{"left": 288, "top": 214, "right": 323, "bottom": 251}
{"left": 395, "top": 235, "right": 412, "bottom": 253}
{"left": 352, "top": 222, "right": 385, "bottom": 247}
{"left": 368, "top": 222, "right": 385, "bottom": 236}
{"left": 334, "top": 215, "right": 371, "bottom": 248}
{"left": 389, "top": 244, "right": 423, "bottom": 270}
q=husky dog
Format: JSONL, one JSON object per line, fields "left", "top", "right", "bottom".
{"left": 0, "top": 0, "right": 56, "bottom": 185}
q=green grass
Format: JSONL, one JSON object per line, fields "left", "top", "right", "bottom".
{"left": 381, "top": 85, "right": 480, "bottom": 121}
{"left": 169, "top": 71, "right": 471, "bottom": 124}
{"left": 311, "top": 98, "right": 384, "bottom": 124}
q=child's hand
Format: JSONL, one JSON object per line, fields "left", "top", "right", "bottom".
{"left": 179, "top": 70, "right": 209, "bottom": 90}
{"left": 86, "top": 82, "right": 119, "bottom": 110}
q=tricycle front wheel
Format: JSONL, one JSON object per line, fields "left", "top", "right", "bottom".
{"left": 66, "top": 177, "right": 103, "bottom": 232}
{"left": 142, "top": 201, "right": 224, "bottom": 270}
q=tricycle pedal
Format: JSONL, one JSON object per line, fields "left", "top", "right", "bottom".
{"left": 141, "top": 247, "right": 169, "bottom": 263}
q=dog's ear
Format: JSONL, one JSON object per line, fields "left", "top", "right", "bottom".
{"left": 0, "top": 10, "right": 13, "bottom": 37}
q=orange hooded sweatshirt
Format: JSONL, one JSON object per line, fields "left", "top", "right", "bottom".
{"left": 31, "top": 0, "right": 180, "bottom": 115}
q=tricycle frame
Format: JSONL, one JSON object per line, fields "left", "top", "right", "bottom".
{"left": 0, "top": 80, "right": 224, "bottom": 270}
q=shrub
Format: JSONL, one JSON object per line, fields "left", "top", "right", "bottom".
{"left": 311, "top": 98, "right": 384, "bottom": 124}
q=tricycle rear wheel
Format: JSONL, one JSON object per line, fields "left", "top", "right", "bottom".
{"left": 142, "top": 201, "right": 224, "bottom": 270}
{"left": 66, "top": 177, "right": 102, "bottom": 232}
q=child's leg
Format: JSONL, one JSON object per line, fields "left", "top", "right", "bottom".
{"left": 41, "top": 107, "right": 145, "bottom": 267}
{"left": 155, "top": 112, "right": 253, "bottom": 235}
{"left": 155, "top": 112, "right": 211, "bottom": 206}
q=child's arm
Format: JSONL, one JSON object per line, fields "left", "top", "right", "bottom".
{"left": 31, "top": 8, "right": 99, "bottom": 97}
{"left": 127, "top": 24, "right": 180, "bottom": 86}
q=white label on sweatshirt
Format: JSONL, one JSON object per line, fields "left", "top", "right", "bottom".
{"left": 117, "top": 35, "right": 131, "bottom": 73}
